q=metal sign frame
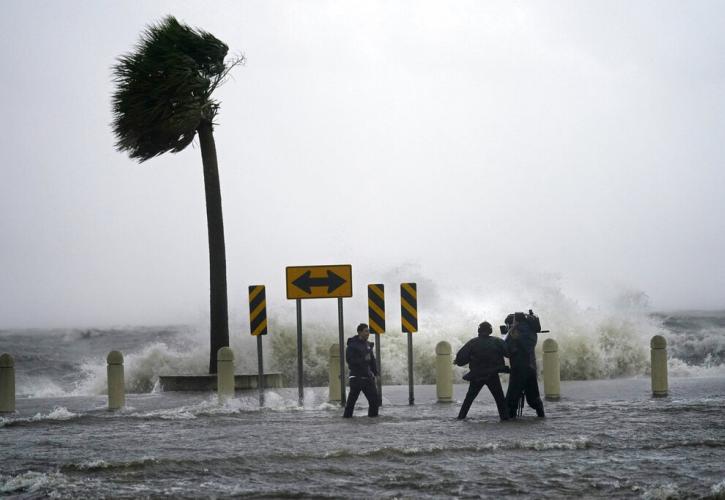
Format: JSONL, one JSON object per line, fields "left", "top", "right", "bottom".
{"left": 287, "top": 265, "right": 352, "bottom": 406}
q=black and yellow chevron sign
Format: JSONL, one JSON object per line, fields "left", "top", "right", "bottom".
{"left": 400, "top": 283, "right": 418, "bottom": 333}
{"left": 368, "top": 284, "right": 385, "bottom": 334}
{"left": 248, "top": 285, "right": 268, "bottom": 336}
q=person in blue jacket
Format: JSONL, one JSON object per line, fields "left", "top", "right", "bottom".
{"left": 342, "top": 323, "right": 379, "bottom": 418}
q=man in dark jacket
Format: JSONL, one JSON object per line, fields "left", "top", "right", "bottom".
{"left": 454, "top": 321, "right": 509, "bottom": 420}
{"left": 343, "top": 323, "right": 379, "bottom": 418}
{"left": 504, "top": 312, "right": 545, "bottom": 418}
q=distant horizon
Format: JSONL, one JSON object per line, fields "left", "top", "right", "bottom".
{"left": 2, "top": 307, "right": 724, "bottom": 332}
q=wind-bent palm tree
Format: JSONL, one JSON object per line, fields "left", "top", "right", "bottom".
{"left": 111, "top": 16, "right": 243, "bottom": 373}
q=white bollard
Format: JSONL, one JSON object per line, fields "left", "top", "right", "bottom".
{"left": 542, "top": 338, "right": 560, "bottom": 401}
{"left": 435, "top": 341, "right": 453, "bottom": 403}
{"left": 1, "top": 353, "right": 15, "bottom": 413}
{"left": 217, "top": 347, "right": 235, "bottom": 402}
{"left": 651, "top": 335, "right": 668, "bottom": 397}
{"left": 107, "top": 351, "right": 125, "bottom": 410}
{"left": 329, "top": 344, "right": 341, "bottom": 402}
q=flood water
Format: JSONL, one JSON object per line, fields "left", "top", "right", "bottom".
{"left": 2, "top": 377, "right": 725, "bottom": 499}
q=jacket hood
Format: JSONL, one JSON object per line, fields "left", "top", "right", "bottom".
{"left": 347, "top": 336, "right": 374, "bottom": 347}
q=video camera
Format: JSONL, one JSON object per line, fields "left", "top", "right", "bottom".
{"left": 499, "top": 309, "right": 549, "bottom": 335}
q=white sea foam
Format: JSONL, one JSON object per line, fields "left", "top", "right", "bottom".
{"left": 321, "top": 437, "right": 592, "bottom": 458}
{"left": 16, "top": 377, "right": 70, "bottom": 398}
{"left": 0, "top": 471, "right": 69, "bottom": 495}
{"left": 1, "top": 406, "right": 81, "bottom": 427}
{"left": 30, "top": 406, "right": 79, "bottom": 422}
{"left": 13, "top": 283, "right": 723, "bottom": 398}
{"left": 642, "top": 483, "right": 681, "bottom": 500}
{"left": 667, "top": 357, "right": 725, "bottom": 378}
{"left": 711, "top": 479, "right": 725, "bottom": 499}
{"left": 69, "top": 456, "right": 158, "bottom": 471}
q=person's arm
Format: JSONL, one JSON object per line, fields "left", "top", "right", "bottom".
{"left": 501, "top": 337, "right": 511, "bottom": 358}
{"left": 521, "top": 331, "right": 537, "bottom": 353}
{"left": 454, "top": 340, "right": 472, "bottom": 366}
{"left": 369, "top": 346, "right": 379, "bottom": 376}
{"left": 346, "top": 343, "right": 363, "bottom": 369}
{"left": 505, "top": 328, "right": 519, "bottom": 355}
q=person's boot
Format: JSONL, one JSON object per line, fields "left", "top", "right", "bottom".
{"left": 535, "top": 402, "right": 545, "bottom": 418}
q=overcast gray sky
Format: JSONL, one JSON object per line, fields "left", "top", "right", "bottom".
{"left": 1, "top": 0, "right": 724, "bottom": 328}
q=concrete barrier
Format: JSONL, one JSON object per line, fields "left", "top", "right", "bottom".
{"left": 651, "top": 335, "right": 668, "bottom": 397}
{"left": 435, "top": 341, "right": 453, "bottom": 403}
{"left": 107, "top": 351, "right": 125, "bottom": 410}
{"left": 217, "top": 347, "right": 235, "bottom": 402}
{"left": 542, "top": 338, "right": 560, "bottom": 401}
{"left": 0, "top": 353, "right": 15, "bottom": 413}
{"left": 329, "top": 344, "right": 341, "bottom": 402}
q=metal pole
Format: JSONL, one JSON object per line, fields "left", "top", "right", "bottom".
{"left": 375, "top": 333, "right": 382, "bottom": 406}
{"left": 257, "top": 334, "right": 265, "bottom": 406}
{"left": 407, "top": 331, "right": 414, "bottom": 405}
{"left": 296, "top": 298, "right": 303, "bottom": 406}
{"left": 337, "top": 297, "right": 346, "bottom": 406}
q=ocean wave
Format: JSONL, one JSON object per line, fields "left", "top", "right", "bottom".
{"left": 0, "top": 406, "right": 81, "bottom": 428}
{"left": 710, "top": 479, "right": 725, "bottom": 499}
{"left": 4, "top": 287, "right": 724, "bottom": 396}
{"left": 644, "top": 439, "right": 725, "bottom": 450}
{"left": 62, "top": 456, "right": 158, "bottom": 472}
{"left": 641, "top": 482, "right": 682, "bottom": 500}
{"left": 318, "top": 437, "right": 593, "bottom": 459}
{"left": 0, "top": 471, "right": 70, "bottom": 495}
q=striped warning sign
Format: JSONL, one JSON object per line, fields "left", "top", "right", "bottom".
{"left": 400, "top": 283, "right": 418, "bottom": 333}
{"left": 249, "top": 285, "right": 268, "bottom": 336}
{"left": 368, "top": 284, "right": 385, "bottom": 334}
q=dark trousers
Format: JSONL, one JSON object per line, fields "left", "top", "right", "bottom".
{"left": 505, "top": 367, "right": 544, "bottom": 417}
{"left": 343, "top": 377, "right": 379, "bottom": 417}
{"left": 458, "top": 373, "right": 508, "bottom": 420}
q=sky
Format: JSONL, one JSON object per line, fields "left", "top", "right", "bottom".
{"left": 1, "top": 0, "right": 724, "bottom": 328}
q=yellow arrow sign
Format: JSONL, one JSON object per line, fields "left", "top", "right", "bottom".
{"left": 286, "top": 265, "right": 353, "bottom": 300}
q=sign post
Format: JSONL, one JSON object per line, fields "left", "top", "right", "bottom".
{"left": 368, "top": 284, "right": 385, "bottom": 406}
{"left": 337, "top": 298, "right": 346, "bottom": 405}
{"left": 248, "top": 285, "right": 268, "bottom": 407}
{"left": 296, "top": 298, "right": 303, "bottom": 405}
{"left": 286, "top": 265, "right": 353, "bottom": 407}
{"left": 401, "top": 282, "right": 418, "bottom": 405}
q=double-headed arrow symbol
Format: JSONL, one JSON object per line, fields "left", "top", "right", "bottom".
{"left": 292, "top": 270, "right": 346, "bottom": 295}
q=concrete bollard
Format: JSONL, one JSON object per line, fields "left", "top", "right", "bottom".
{"left": 217, "top": 347, "right": 235, "bottom": 402}
{"left": 1, "top": 353, "right": 16, "bottom": 413}
{"left": 329, "top": 344, "right": 341, "bottom": 402}
{"left": 107, "top": 351, "right": 125, "bottom": 410}
{"left": 651, "top": 335, "right": 668, "bottom": 397}
{"left": 435, "top": 341, "right": 453, "bottom": 403}
{"left": 542, "top": 338, "right": 560, "bottom": 401}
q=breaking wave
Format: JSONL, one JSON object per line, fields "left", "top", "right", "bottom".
{"left": 2, "top": 283, "right": 724, "bottom": 397}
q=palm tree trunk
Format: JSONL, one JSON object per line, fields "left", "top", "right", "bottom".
{"left": 198, "top": 119, "right": 230, "bottom": 374}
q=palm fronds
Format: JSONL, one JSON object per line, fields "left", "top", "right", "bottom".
{"left": 111, "top": 16, "right": 243, "bottom": 162}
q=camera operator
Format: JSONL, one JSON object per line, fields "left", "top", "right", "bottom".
{"left": 504, "top": 312, "right": 545, "bottom": 418}
{"left": 454, "top": 321, "right": 510, "bottom": 420}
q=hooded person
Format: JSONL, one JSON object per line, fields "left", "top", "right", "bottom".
{"left": 342, "top": 323, "right": 379, "bottom": 418}
{"left": 454, "top": 321, "right": 510, "bottom": 420}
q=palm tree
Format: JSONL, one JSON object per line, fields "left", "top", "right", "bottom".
{"left": 111, "top": 16, "right": 243, "bottom": 373}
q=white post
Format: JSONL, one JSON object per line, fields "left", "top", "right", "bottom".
{"left": 435, "top": 341, "right": 453, "bottom": 403}
{"left": 107, "top": 351, "right": 125, "bottom": 410}
{"left": 329, "top": 344, "right": 341, "bottom": 402}
{"left": 0, "top": 353, "right": 15, "bottom": 413}
{"left": 542, "top": 338, "right": 560, "bottom": 401}
{"left": 217, "top": 347, "right": 235, "bottom": 402}
{"left": 651, "top": 335, "right": 668, "bottom": 397}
